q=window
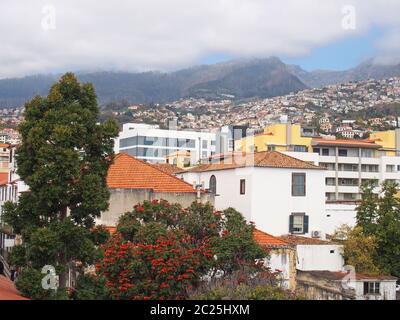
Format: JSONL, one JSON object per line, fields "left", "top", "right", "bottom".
{"left": 326, "top": 178, "right": 335, "bottom": 186}
{"left": 338, "top": 149, "right": 348, "bottom": 157}
{"left": 209, "top": 175, "right": 217, "bottom": 194}
{"left": 292, "top": 173, "right": 306, "bottom": 196}
{"left": 240, "top": 179, "right": 246, "bottom": 195}
{"left": 361, "top": 149, "right": 373, "bottom": 158}
{"left": 267, "top": 145, "right": 276, "bottom": 151}
{"left": 289, "top": 213, "right": 309, "bottom": 234}
{"left": 202, "top": 140, "right": 208, "bottom": 149}
{"left": 322, "top": 148, "right": 329, "bottom": 156}
{"left": 313, "top": 148, "right": 320, "bottom": 155}
{"left": 363, "top": 282, "right": 380, "bottom": 295}
{"left": 293, "top": 145, "right": 308, "bottom": 152}
{"left": 386, "top": 165, "right": 395, "bottom": 173}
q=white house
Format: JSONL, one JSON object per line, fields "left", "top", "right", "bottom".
{"left": 279, "top": 235, "right": 344, "bottom": 272}
{"left": 177, "top": 151, "right": 326, "bottom": 237}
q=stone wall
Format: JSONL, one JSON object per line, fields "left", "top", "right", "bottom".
{"left": 100, "top": 188, "right": 214, "bottom": 226}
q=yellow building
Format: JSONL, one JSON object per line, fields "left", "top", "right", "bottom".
{"left": 165, "top": 150, "right": 193, "bottom": 169}
{"left": 235, "top": 123, "right": 314, "bottom": 153}
{"left": 369, "top": 129, "right": 399, "bottom": 157}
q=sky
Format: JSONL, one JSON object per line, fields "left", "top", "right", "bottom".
{"left": 0, "top": 0, "right": 400, "bottom": 78}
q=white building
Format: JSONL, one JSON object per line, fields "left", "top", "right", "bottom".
{"left": 115, "top": 123, "right": 216, "bottom": 164}
{"left": 177, "top": 151, "right": 326, "bottom": 237}
{"left": 284, "top": 137, "right": 400, "bottom": 234}
{"left": 280, "top": 235, "right": 344, "bottom": 272}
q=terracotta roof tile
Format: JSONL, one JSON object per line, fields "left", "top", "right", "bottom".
{"left": 312, "top": 138, "right": 381, "bottom": 149}
{"left": 107, "top": 153, "right": 196, "bottom": 193}
{"left": 151, "top": 163, "right": 181, "bottom": 175}
{"left": 185, "top": 151, "right": 322, "bottom": 173}
{"left": 253, "top": 229, "right": 289, "bottom": 246}
{"left": 0, "top": 276, "right": 28, "bottom": 300}
{"left": 0, "top": 172, "right": 8, "bottom": 186}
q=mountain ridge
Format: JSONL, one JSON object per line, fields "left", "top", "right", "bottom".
{"left": 1, "top": 57, "right": 400, "bottom": 108}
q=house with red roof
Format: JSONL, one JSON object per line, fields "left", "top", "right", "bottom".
{"left": 177, "top": 151, "right": 326, "bottom": 238}
{"left": 254, "top": 229, "right": 296, "bottom": 290}
{"left": 0, "top": 275, "right": 28, "bottom": 300}
{"left": 100, "top": 153, "right": 214, "bottom": 226}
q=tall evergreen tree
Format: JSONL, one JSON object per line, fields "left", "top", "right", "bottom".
{"left": 3, "top": 73, "right": 118, "bottom": 297}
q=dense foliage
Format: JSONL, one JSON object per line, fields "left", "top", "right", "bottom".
{"left": 3, "top": 73, "right": 118, "bottom": 298}
{"left": 96, "top": 200, "right": 270, "bottom": 300}
{"left": 355, "top": 180, "right": 400, "bottom": 276}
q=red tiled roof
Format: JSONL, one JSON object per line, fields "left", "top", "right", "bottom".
{"left": 107, "top": 153, "right": 196, "bottom": 193}
{"left": 151, "top": 163, "right": 181, "bottom": 175}
{"left": 0, "top": 276, "right": 28, "bottom": 300}
{"left": 253, "top": 229, "right": 289, "bottom": 246}
{"left": 0, "top": 172, "right": 8, "bottom": 186}
{"left": 105, "top": 226, "right": 117, "bottom": 235}
{"left": 185, "top": 151, "right": 322, "bottom": 173}
{"left": 312, "top": 138, "right": 381, "bottom": 149}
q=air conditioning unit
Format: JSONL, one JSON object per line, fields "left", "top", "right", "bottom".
{"left": 311, "top": 230, "right": 322, "bottom": 239}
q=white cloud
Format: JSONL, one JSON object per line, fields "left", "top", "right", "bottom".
{"left": 0, "top": 0, "right": 399, "bottom": 78}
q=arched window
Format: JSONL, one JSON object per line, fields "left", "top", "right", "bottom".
{"left": 209, "top": 175, "right": 217, "bottom": 194}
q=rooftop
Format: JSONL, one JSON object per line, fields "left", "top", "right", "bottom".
{"left": 0, "top": 276, "right": 28, "bottom": 300}
{"left": 253, "top": 229, "right": 289, "bottom": 247}
{"left": 107, "top": 153, "right": 197, "bottom": 193}
{"left": 0, "top": 172, "right": 8, "bottom": 186}
{"left": 151, "top": 163, "right": 182, "bottom": 175}
{"left": 279, "top": 234, "right": 338, "bottom": 245}
{"left": 312, "top": 137, "right": 381, "bottom": 149}
{"left": 300, "top": 270, "right": 397, "bottom": 281}
{"left": 183, "top": 151, "right": 323, "bottom": 173}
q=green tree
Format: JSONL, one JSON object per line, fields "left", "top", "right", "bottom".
{"left": 355, "top": 180, "right": 400, "bottom": 276}
{"left": 3, "top": 73, "right": 118, "bottom": 296}
{"left": 333, "top": 225, "right": 381, "bottom": 274}
{"left": 356, "top": 181, "right": 378, "bottom": 235}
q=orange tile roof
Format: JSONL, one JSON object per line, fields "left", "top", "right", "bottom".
{"left": 312, "top": 138, "right": 381, "bottom": 149}
{"left": 0, "top": 276, "right": 28, "bottom": 300}
{"left": 0, "top": 172, "right": 8, "bottom": 186}
{"left": 151, "top": 163, "right": 181, "bottom": 175}
{"left": 185, "top": 151, "right": 322, "bottom": 173}
{"left": 107, "top": 153, "right": 196, "bottom": 193}
{"left": 253, "top": 229, "right": 289, "bottom": 246}
{"left": 105, "top": 226, "right": 117, "bottom": 235}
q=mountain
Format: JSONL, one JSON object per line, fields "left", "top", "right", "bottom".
{"left": 0, "top": 57, "right": 307, "bottom": 107}
{"left": 1, "top": 57, "right": 400, "bottom": 108}
{"left": 288, "top": 59, "right": 400, "bottom": 88}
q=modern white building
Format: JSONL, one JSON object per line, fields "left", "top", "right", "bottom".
{"left": 177, "top": 151, "right": 326, "bottom": 237}
{"left": 115, "top": 123, "right": 217, "bottom": 164}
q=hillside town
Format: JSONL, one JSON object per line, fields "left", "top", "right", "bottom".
{"left": 1, "top": 72, "right": 400, "bottom": 300}
{"left": 99, "top": 77, "right": 400, "bottom": 135}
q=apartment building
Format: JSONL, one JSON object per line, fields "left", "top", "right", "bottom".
{"left": 115, "top": 123, "right": 216, "bottom": 165}
{"left": 236, "top": 123, "right": 400, "bottom": 233}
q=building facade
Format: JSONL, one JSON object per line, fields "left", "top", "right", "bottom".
{"left": 115, "top": 123, "right": 216, "bottom": 165}
{"left": 177, "top": 151, "right": 326, "bottom": 238}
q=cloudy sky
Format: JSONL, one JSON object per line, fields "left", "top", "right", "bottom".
{"left": 0, "top": 0, "right": 400, "bottom": 78}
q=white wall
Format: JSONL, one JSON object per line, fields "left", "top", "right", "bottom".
{"left": 296, "top": 244, "right": 344, "bottom": 271}
{"left": 323, "top": 203, "right": 357, "bottom": 234}
{"left": 355, "top": 281, "right": 397, "bottom": 300}
{"left": 179, "top": 166, "right": 326, "bottom": 237}
{"left": 268, "top": 252, "right": 290, "bottom": 289}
